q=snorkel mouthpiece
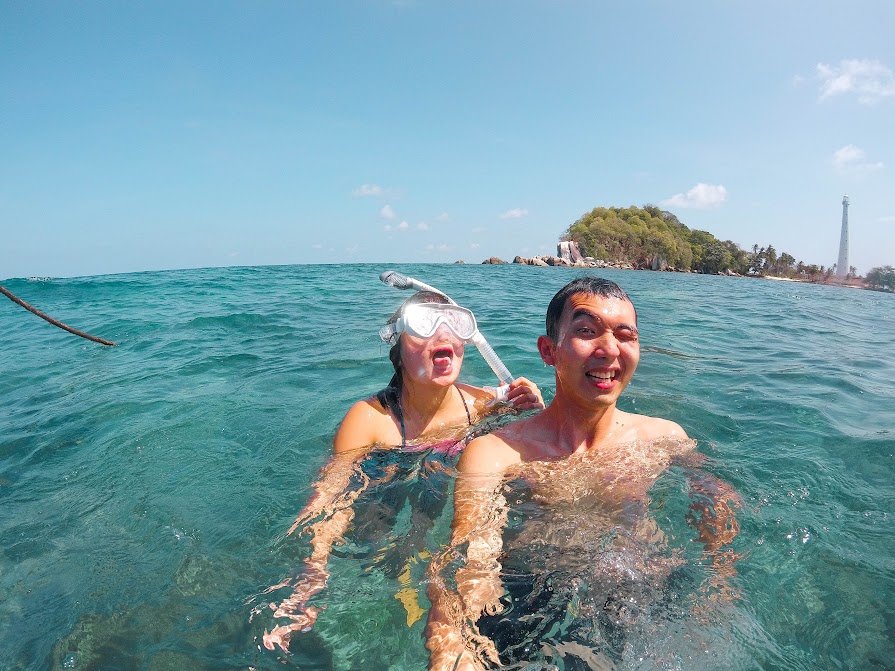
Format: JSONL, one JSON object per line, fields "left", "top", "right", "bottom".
{"left": 379, "top": 270, "right": 414, "bottom": 290}
{"left": 378, "top": 271, "right": 457, "bottom": 305}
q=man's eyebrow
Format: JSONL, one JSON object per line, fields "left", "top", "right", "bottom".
{"left": 570, "top": 308, "right": 638, "bottom": 334}
{"left": 570, "top": 308, "right": 600, "bottom": 322}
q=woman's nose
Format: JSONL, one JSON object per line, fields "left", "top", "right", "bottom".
{"left": 432, "top": 323, "right": 456, "bottom": 340}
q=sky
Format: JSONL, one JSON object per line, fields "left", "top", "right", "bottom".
{"left": 2, "top": 1, "right": 894, "bottom": 279}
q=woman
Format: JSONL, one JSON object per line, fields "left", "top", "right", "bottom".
{"left": 260, "top": 291, "right": 543, "bottom": 652}
{"left": 336, "top": 290, "right": 544, "bottom": 454}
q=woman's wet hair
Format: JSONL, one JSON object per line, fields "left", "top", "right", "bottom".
{"left": 376, "top": 291, "right": 451, "bottom": 426}
{"left": 545, "top": 276, "right": 635, "bottom": 340}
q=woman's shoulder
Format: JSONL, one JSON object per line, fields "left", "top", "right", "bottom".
{"left": 333, "top": 396, "right": 397, "bottom": 453}
{"left": 455, "top": 382, "right": 493, "bottom": 401}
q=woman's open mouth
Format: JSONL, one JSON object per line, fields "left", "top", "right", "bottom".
{"left": 432, "top": 346, "right": 454, "bottom": 368}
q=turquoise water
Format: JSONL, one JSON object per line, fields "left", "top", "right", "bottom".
{"left": 1, "top": 264, "right": 893, "bottom": 670}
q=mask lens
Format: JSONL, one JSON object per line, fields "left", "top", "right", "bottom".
{"left": 403, "top": 304, "right": 477, "bottom": 340}
{"left": 405, "top": 304, "right": 440, "bottom": 338}
{"left": 442, "top": 307, "right": 476, "bottom": 339}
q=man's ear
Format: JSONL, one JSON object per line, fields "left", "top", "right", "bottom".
{"left": 537, "top": 335, "right": 555, "bottom": 366}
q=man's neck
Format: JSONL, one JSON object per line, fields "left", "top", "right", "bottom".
{"left": 538, "top": 399, "right": 619, "bottom": 455}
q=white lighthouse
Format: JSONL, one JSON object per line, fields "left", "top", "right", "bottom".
{"left": 836, "top": 195, "right": 849, "bottom": 276}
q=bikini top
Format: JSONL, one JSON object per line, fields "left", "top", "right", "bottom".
{"left": 398, "top": 384, "right": 473, "bottom": 449}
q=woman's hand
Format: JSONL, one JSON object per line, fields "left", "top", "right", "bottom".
{"left": 505, "top": 376, "right": 544, "bottom": 411}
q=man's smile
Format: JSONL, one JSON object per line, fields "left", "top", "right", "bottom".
{"left": 585, "top": 369, "right": 618, "bottom": 389}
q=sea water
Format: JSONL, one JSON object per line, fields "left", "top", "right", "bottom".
{"left": 0, "top": 263, "right": 893, "bottom": 670}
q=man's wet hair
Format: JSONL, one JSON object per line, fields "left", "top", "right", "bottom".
{"left": 545, "top": 276, "right": 635, "bottom": 340}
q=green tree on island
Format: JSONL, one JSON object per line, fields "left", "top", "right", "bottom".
{"left": 562, "top": 204, "right": 889, "bottom": 289}
{"left": 865, "top": 266, "right": 895, "bottom": 292}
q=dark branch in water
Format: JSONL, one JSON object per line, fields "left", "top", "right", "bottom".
{"left": 0, "top": 284, "right": 117, "bottom": 346}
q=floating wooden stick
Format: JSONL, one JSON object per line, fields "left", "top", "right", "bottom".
{"left": 0, "top": 284, "right": 117, "bottom": 346}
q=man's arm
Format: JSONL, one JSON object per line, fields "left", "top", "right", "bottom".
{"left": 425, "top": 435, "right": 516, "bottom": 671}
{"left": 687, "top": 472, "right": 740, "bottom": 552}
{"left": 677, "top": 450, "right": 743, "bottom": 606}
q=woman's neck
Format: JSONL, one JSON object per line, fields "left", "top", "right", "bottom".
{"left": 401, "top": 377, "right": 453, "bottom": 426}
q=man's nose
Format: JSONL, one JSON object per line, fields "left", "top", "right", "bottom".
{"left": 592, "top": 332, "right": 620, "bottom": 357}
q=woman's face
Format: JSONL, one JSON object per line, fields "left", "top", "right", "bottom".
{"left": 400, "top": 323, "right": 465, "bottom": 387}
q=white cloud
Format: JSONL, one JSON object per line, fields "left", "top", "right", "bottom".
{"left": 312, "top": 244, "right": 323, "bottom": 249}
{"left": 385, "top": 221, "right": 410, "bottom": 233}
{"left": 816, "top": 59, "right": 895, "bottom": 104}
{"left": 425, "top": 242, "right": 452, "bottom": 252}
{"left": 470, "top": 243, "right": 480, "bottom": 250}
{"left": 435, "top": 212, "right": 449, "bottom": 222}
{"left": 499, "top": 208, "right": 529, "bottom": 219}
{"left": 660, "top": 183, "right": 728, "bottom": 209}
{"left": 380, "top": 204, "right": 395, "bottom": 219}
{"left": 832, "top": 144, "right": 884, "bottom": 173}
{"left": 877, "top": 215, "right": 895, "bottom": 224}
{"left": 353, "top": 183, "right": 384, "bottom": 197}
{"left": 417, "top": 222, "right": 429, "bottom": 231}
{"left": 471, "top": 226, "right": 486, "bottom": 234}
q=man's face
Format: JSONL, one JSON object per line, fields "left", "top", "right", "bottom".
{"left": 538, "top": 292, "right": 640, "bottom": 408}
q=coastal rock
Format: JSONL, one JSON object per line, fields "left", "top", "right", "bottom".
{"left": 529, "top": 257, "right": 549, "bottom": 266}
{"left": 512, "top": 255, "right": 528, "bottom": 264}
{"left": 557, "top": 240, "right": 585, "bottom": 264}
{"left": 482, "top": 256, "right": 507, "bottom": 265}
{"left": 454, "top": 260, "right": 465, "bottom": 264}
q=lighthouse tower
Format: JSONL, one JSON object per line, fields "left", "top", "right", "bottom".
{"left": 836, "top": 195, "right": 849, "bottom": 276}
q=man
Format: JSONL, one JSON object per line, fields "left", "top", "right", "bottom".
{"left": 425, "top": 277, "right": 739, "bottom": 670}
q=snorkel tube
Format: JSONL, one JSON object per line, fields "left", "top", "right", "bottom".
{"left": 379, "top": 270, "right": 514, "bottom": 386}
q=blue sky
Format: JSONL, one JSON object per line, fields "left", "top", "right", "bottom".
{"left": 2, "top": 1, "right": 893, "bottom": 279}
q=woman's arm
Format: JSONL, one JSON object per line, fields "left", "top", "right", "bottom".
{"left": 262, "top": 449, "right": 371, "bottom": 652}
{"left": 262, "top": 400, "right": 391, "bottom": 652}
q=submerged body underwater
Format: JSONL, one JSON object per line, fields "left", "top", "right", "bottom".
{"left": 1, "top": 263, "right": 893, "bottom": 670}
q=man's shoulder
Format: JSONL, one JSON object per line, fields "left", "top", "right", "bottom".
{"left": 458, "top": 430, "right": 523, "bottom": 474}
{"left": 620, "top": 410, "right": 690, "bottom": 443}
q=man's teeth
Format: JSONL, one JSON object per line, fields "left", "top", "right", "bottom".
{"left": 587, "top": 371, "right": 614, "bottom": 380}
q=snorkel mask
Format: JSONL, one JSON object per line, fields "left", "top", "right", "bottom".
{"left": 378, "top": 270, "right": 515, "bottom": 386}
{"left": 379, "top": 302, "right": 478, "bottom": 345}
